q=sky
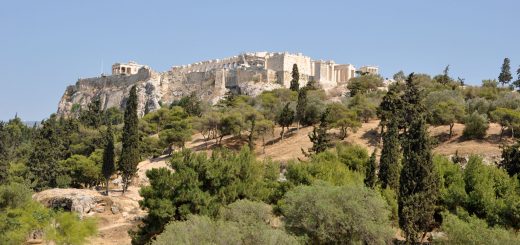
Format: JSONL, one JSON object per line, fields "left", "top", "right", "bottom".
{"left": 0, "top": 0, "right": 519, "bottom": 121}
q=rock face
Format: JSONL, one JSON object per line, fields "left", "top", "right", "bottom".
{"left": 33, "top": 188, "right": 112, "bottom": 217}
{"left": 57, "top": 68, "right": 227, "bottom": 117}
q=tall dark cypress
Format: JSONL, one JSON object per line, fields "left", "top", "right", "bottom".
{"left": 295, "top": 88, "right": 308, "bottom": 129}
{"left": 398, "top": 74, "right": 439, "bottom": 243}
{"left": 364, "top": 149, "right": 377, "bottom": 188}
{"left": 379, "top": 120, "right": 400, "bottom": 190}
{"left": 289, "top": 64, "right": 300, "bottom": 91}
{"left": 102, "top": 124, "right": 115, "bottom": 195}
{"left": 119, "top": 85, "right": 140, "bottom": 193}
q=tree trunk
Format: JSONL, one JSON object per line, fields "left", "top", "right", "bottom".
{"left": 262, "top": 137, "right": 266, "bottom": 154}
{"left": 106, "top": 178, "right": 110, "bottom": 196}
{"left": 340, "top": 127, "right": 347, "bottom": 140}
{"left": 280, "top": 127, "right": 285, "bottom": 141}
{"left": 449, "top": 123, "right": 454, "bottom": 139}
{"left": 512, "top": 126, "right": 515, "bottom": 139}
{"left": 500, "top": 126, "right": 504, "bottom": 140}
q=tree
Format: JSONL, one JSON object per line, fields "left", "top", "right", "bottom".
{"left": 426, "top": 91, "right": 466, "bottom": 138}
{"left": 377, "top": 84, "right": 403, "bottom": 135}
{"left": 498, "top": 58, "right": 513, "bottom": 87}
{"left": 255, "top": 119, "right": 274, "bottom": 153}
{"left": 393, "top": 70, "right": 406, "bottom": 82}
{"left": 243, "top": 109, "right": 262, "bottom": 149}
{"left": 289, "top": 64, "right": 299, "bottom": 91}
{"left": 119, "top": 85, "right": 140, "bottom": 193}
{"left": 102, "top": 124, "right": 115, "bottom": 195}
{"left": 295, "top": 88, "right": 307, "bottom": 129}
{"left": 364, "top": 150, "right": 377, "bottom": 188}
{"left": 490, "top": 107, "right": 520, "bottom": 139}
{"left": 158, "top": 108, "right": 192, "bottom": 151}
{"left": 514, "top": 66, "right": 520, "bottom": 90}
{"left": 436, "top": 65, "right": 451, "bottom": 85}
{"left": 0, "top": 123, "right": 8, "bottom": 184}
{"left": 347, "top": 74, "right": 384, "bottom": 96}
{"left": 499, "top": 142, "right": 520, "bottom": 178}
{"left": 399, "top": 73, "right": 439, "bottom": 243}
{"left": 281, "top": 184, "right": 394, "bottom": 244}
{"left": 306, "top": 109, "right": 332, "bottom": 155}
{"left": 348, "top": 94, "right": 377, "bottom": 123}
{"left": 379, "top": 121, "right": 401, "bottom": 191}
{"left": 28, "top": 115, "right": 66, "bottom": 190}
{"left": 277, "top": 103, "right": 294, "bottom": 141}
{"left": 171, "top": 92, "right": 204, "bottom": 117}
{"left": 79, "top": 97, "right": 102, "bottom": 128}
{"left": 463, "top": 112, "right": 489, "bottom": 140}
{"left": 326, "top": 103, "right": 361, "bottom": 140}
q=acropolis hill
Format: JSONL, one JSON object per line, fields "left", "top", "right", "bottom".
{"left": 57, "top": 52, "right": 379, "bottom": 116}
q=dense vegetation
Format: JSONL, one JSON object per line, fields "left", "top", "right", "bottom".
{"left": 2, "top": 58, "right": 520, "bottom": 244}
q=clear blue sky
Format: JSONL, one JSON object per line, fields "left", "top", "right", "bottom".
{"left": 1, "top": 0, "right": 519, "bottom": 121}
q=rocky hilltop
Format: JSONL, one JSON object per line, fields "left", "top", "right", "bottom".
{"left": 57, "top": 52, "right": 378, "bottom": 116}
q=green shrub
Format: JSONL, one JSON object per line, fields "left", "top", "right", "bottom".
{"left": 281, "top": 183, "right": 393, "bottom": 245}
{"left": 462, "top": 112, "right": 489, "bottom": 139}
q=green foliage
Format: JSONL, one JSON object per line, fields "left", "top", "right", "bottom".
{"left": 289, "top": 64, "right": 299, "bottom": 91}
{"left": 377, "top": 85, "right": 403, "bottom": 129}
{"left": 466, "top": 97, "right": 492, "bottom": 115}
{"left": 462, "top": 112, "right": 489, "bottom": 139}
{"left": 0, "top": 184, "right": 97, "bottom": 245}
{"left": 498, "top": 57, "right": 513, "bottom": 87}
{"left": 59, "top": 155, "right": 101, "bottom": 188}
{"left": 436, "top": 212, "right": 520, "bottom": 245}
{"left": 325, "top": 103, "right": 361, "bottom": 139}
{"left": 381, "top": 187, "right": 398, "bottom": 225}
{"left": 379, "top": 122, "right": 401, "bottom": 190}
{"left": 336, "top": 143, "right": 369, "bottom": 173}
{"left": 277, "top": 102, "right": 294, "bottom": 140}
{"left": 426, "top": 90, "right": 466, "bottom": 137}
{"left": 348, "top": 93, "right": 378, "bottom": 123}
{"left": 500, "top": 141, "right": 520, "bottom": 178}
{"left": 45, "top": 212, "right": 97, "bottom": 245}
{"left": 347, "top": 74, "right": 384, "bottom": 96}
{"left": 399, "top": 73, "right": 439, "bottom": 243}
{"left": 152, "top": 214, "right": 299, "bottom": 245}
{"left": 0, "top": 182, "right": 32, "bottom": 209}
{"left": 281, "top": 183, "right": 394, "bottom": 245}
{"left": 102, "top": 125, "right": 115, "bottom": 194}
{"left": 134, "top": 148, "right": 278, "bottom": 244}
{"left": 170, "top": 92, "right": 204, "bottom": 117}
{"left": 490, "top": 107, "right": 520, "bottom": 138}
{"left": 286, "top": 149, "right": 365, "bottom": 187}
{"left": 434, "top": 155, "right": 467, "bottom": 211}
{"left": 364, "top": 150, "right": 377, "bottom": 188}
{"left": 79, "top": 97, "right": 102, "bottom": 128}
{"left": 295, "top": 88, "right": 307, "bottom": 127}
{"left": 120, "top": 85, "right": 140, "bottom": 192}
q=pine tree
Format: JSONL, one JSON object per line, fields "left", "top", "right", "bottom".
{"left": 295, "top": 88, "right": 308, "bottom": 130}
{"left": 102, "top": 124, "right": 115, "bottom": 195}
{"left": 498, "top": 58, "right": 513, "bottom": 87}
{"left": 28, "top": 115, "right": 66, "bottom": 190}
{"left": 119, "top": 85, "right": 140, "bottom": 193}
{"left": 379, "top": 120, "right": 400, "bottom": 190}
{"left": 364, "top": 150, "right": 377, "bottom": 188}
{"left": 277, "top": 103, "right": 294, "bottom": 141}
{"left": 398, "top": 73, "right": 439, "bottom": 243}
{"left": 289, "top": 64, "right": 300, "bottom": 91}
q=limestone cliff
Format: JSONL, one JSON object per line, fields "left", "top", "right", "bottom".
{"left": 57, "top": 67, "right": 227, "bottom": 117}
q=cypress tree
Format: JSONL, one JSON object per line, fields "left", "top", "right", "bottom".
{"left": 277, "top": 103, "right": 294, "bottom": 141}
{"left": 119, "top": 85, "right": 140, "bottom": 193}
{"left": 498, "top": 58, "right": 513, "bottom": 87}
{"left": 307, "top": 109, "right": 332, "bottom": 154}
{"left": 364, "top": 149, "right": 377, "bottom": 188}
{"left": 295, "top": 88, "right": 308, "bottom": 129}
{"left": 102, "top": 124, "right": 115, "bottom": 195}
{"left": 398, "top": 74, "right": 439, "bottom": 243}
{"left": 289, "top": 64, "right": 300, "bottom": 91}
{"left": 513, "top": 66, "right": 520, "bottom": 90}
{"left": 379, "top": 120, "right": 400, "bottom": 190}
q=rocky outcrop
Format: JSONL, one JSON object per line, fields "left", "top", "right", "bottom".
{"left": 33, "top": 188, "right": 112, "bottom": 217}
{"left": 57, "top": 68, "right": 228, "bottom": 117}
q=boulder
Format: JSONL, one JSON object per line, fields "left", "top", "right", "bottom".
{"left": 33, "top": 188, "right": 111, "bottom": 217}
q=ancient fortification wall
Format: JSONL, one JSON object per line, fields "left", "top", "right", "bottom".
{"left": 57, "top": 51, "right": 378, "bottom": 117}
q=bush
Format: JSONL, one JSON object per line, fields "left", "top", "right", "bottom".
{"left": 152, "top": 214, "right": 299, "bottom": 245}
{"left": 434, "top": 155, "right": 467, "bottom": 211}
{"left": 280, "top": 183, "right": 394, "bottom": 244}
{"left": 336, "top": 143, "right": 369, "bottom": 172}
{"left": 462, "top": 112, "right": 489, "bottom": 139}
{"left": 435, "top": 212, "right": 520, "bottom": 245}
{"left": 0, "top": 182, "right": 32, "bottom": 210}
